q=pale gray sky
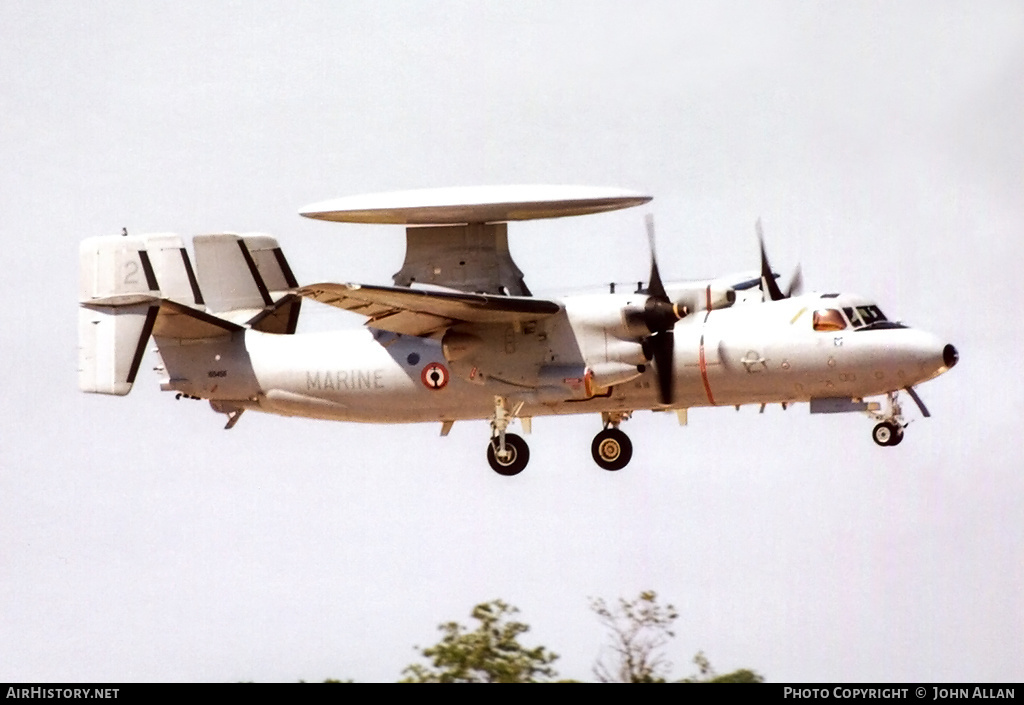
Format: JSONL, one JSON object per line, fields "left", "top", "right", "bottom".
{"left": 1, "top": 0, "right": 1022, "bottom": 682}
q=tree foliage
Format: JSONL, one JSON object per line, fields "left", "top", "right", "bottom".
{"left": 681, "top": 651, "right": 765, "bottom": 683}
{"left": 401, "top": 600, "right": 559, "bottom": 683}
{"left": 591, "top": 590, "right": 679, "bottom": 682}
{"left": 387, "top": 592, "right": 761, "bottom": 682}
{"left": 591, "top": 591, "right": 764, "bottom": 683}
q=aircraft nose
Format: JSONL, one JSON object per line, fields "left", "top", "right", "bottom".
{"left": 943, "top": 344, "right": 959, "bottom": 370}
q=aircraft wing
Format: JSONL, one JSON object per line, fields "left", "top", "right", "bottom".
{"left": 298, "top": 282, "right": 562, "bottom": 337}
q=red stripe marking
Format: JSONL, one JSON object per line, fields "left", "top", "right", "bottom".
{"left": 698, "top": 313, "right": 717, "bottom": 405}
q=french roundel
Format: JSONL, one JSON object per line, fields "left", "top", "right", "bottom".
{"left": 421, "top": 362, "right": 449, "bottom": 390}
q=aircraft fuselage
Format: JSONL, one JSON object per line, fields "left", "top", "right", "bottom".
{"left": 160, "top": 292, "right": 955, "bottom": 426}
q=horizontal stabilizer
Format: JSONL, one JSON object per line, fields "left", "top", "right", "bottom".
{"left": 246, "top": 293, "right": 302, "bottom": 335}
{"left": 298, "top": 282, "right": 561, "bottom": 337}
{"left": 152, "top": 299, "right": 243, "bottom": 340}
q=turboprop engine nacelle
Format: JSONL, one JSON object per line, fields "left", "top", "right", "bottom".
{"left": 588, "top": 360, "right": 646, "bottom": 388}
{"left": 664, "top": 281, "right": 737, "bottom": 314}
{"left": 565, "top": 294, "right": 674, "bottom": 341}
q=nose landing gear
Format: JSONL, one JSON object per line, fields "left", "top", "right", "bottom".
{"left": 870, "top": 391, "right": 906, "bottom": 447}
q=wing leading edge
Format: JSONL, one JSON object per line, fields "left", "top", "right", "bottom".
{"left": 298, "top": 282, "right": 561, "bottom": 337}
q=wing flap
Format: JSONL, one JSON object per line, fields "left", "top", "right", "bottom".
{"left": 298, "top": 283, "right": 560, "bottom": 335}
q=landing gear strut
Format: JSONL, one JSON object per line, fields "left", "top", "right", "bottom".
{"left": 486, "top": 396, "right": 530, "bottom": 475}
{"left": 870, "top": 391, "right": 905, "bottom": 447}
{"left": 592, "top": 411, "right": 634, "bottom": 471}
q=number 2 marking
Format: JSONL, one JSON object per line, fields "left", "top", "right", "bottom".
{"left": 123, "top": 260, "right": 139, "bottom": 285}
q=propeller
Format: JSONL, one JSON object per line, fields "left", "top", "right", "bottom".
{"left": 639, "top": 214, "right": 687, "bottom": 405}
{"left": 757, "top": 218, "right": 803, "bottom": 301}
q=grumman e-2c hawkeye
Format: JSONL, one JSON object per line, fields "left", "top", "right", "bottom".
{"left": 78, "top": 186, "right": 958, "bottom": 475}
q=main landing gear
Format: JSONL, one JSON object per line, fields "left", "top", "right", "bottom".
{"left": 487, "top": 433, "right": 529, "bottom": 476}
{"left": 591, "top": 411, "right": 633, "bottom": 471}
{"left": 484, "top": 400, "right": 637, "bottom": 475}
{"left": 870, "top": 391, "right": 906, "bottom": 447}
{"left": 486, "top": 396, "right": 530, "bottom": 476}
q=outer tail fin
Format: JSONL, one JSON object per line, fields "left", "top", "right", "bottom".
{"left": 78, "top": 236, "right": 161, "bottom": 395}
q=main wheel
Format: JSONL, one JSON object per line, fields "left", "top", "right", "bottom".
{"left": 487, "top": 433, "right": 530, "bottom": 476}
{"left": 591, "top": 428, "right": 633, "bottom": 471}
{"left": 872, "top": 422, "right": 901, "bottom": 447}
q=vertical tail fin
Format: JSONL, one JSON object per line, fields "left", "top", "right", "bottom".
{"left": 143, "top": 233, "right": 205, "bottom": 307}
{"left": 78, "top": 236, "right": 161, "bottom": 395}
{"left": 240, "top": 234, "right": 302, "bottom": 334}
{"left": 193, "top": 233, "right": 301, "bottom": 334}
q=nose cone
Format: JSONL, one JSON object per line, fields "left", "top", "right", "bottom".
{"left": 913, "top": 336, "right": 958, "bottom": 384}
{"left": 885, "top": 330, "right": 957, "bottom": 385}
{"left": 943, "top": 344, "right": 959, "bottom": 370}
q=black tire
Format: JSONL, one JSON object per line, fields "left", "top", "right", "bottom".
{"left": 872, "top": 422, "right": 900, "bottom": 447}
{"left": 591, "top": 428, "right": 633, "bottom": 471}
{"left": 487, "top": 433, "right": 530, "bottom": 476}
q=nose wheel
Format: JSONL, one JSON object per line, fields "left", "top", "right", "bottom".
{"left": 592, "top": 428, "right": 633, "bottom": 471}
{"left": 870, "top": 391, "right": 906, "bottom": 447}
{"left": 872, "top": 421, "right": 904, "bottom": 447}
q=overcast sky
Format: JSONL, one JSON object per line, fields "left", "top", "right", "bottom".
{"left": 2, "top": 0, "right": 1022, "bottom": 683}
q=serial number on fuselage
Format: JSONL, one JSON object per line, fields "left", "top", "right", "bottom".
{"left": 306, "top": 370, "right": 385, "bottom": 391}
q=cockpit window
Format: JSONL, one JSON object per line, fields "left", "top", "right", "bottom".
{"left": 843, "top": 305, "right": 895, "bottom": 330}
{"left": 813, "top": 309, "right": 847, "bottom": 332}
{"left": 858, "top": 305, "right": 887, "bottom": 326}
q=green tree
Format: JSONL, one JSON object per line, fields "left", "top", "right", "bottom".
{"left": 401, "top": 600, "right": 559, "bottom": 683}
{"left": 591, "top": 591, "right": 764, "bottom": 683}
{"left": 591, "top": 590, "right": 679, "bottom": 682}
{"left": 681, "top": 651, "right": 764, "bottom": 683}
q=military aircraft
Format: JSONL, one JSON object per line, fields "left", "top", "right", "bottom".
{"left": 78, "top": 185, "right": 958, "bottom": 475}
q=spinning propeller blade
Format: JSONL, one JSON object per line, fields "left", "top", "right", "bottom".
{"left": 757, "top": 218, "right": 787, "bottom": 302}
{"left": 649, "top": 330, "right": 675, "bottom": 406}
{"left": 757, "top": 218, "right": 802, "bottom": 301}
{"left": 645, "top": 213, "right": 668, "bottom": 301}
{"left": 641, "top": 214, "right": 684, "bottom": 405}
{"left": 784, "top": 264, "right": 803, "bottom": 298}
